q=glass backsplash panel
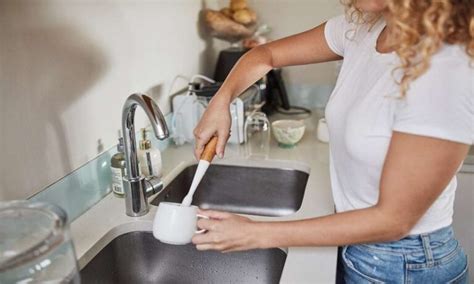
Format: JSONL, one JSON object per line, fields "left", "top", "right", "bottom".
{"left": 29, "top": 114, "right": 173, "bottom": 222}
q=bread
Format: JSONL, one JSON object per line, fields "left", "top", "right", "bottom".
{"left": 232, "top": 8, "right": 257, "bottom": 26}
{"left": 220, "top": 7, "right": 233, "bottom": 18}
{"left": 203, "top": 9, "right": 253, "bottom": 41}
{"left": 246, "top": 8, "right": 257, "bottom": 23}
{"left": 232, "top": 9, "right": 252, "bottom": 25}
{"left": 204, "top": 10, "right": 231, "bottom": 27}
{"left": 230, "top": 0, "right": 247, "bottom": 11}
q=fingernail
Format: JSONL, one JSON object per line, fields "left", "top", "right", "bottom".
{"left": 218, "top": 153, "right": 223, "bottom": 159}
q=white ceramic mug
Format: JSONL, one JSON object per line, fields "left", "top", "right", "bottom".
{"left": 317, "top": 118, "right": 330, "bottom": 143}
{"left": 152, "top": 202, "right": 207, "bottom": 245}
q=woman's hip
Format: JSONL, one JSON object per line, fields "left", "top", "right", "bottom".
{"left": 338, "top": 226, "right": 469, "bottom": 283}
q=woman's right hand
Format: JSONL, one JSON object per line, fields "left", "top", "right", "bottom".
{"left": 193, "top": 94, "right": 232, "bottom": 160}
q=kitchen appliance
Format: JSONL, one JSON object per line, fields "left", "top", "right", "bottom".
{"left": 171, "top": 80, "right": 260, "bottom": 145}
{"left": 214, "top": 47, "right": 291, "bottom": 114}
{"left": 214, "top": 48, "right": 248, "bottom": 82}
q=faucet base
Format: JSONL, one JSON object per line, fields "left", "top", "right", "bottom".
{"left": 123, "top": 176, "right": 165, "bottom": 217}
{"left": 123, "top": 177, "right": 149, "bottom": 217}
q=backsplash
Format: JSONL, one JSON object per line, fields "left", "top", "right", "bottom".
{"left": 29, "top": 114, "right": 174, "bottom": 222}
{"left": 287, "top": 84, "right": 333, "bottom": 109}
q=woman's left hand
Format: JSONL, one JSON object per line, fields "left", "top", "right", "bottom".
{"left": 192, "top": 209, "right": 263, "bottom": 253}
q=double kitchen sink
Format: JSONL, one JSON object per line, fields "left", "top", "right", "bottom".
{"left": 80, "top": 163, "right": 309, "bottom": 283}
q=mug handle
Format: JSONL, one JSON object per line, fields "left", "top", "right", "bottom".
{"left": 195, "top": 214, "right": 210, "bottom": 234}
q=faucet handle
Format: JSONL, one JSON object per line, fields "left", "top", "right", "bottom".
{"left": 200, "top": 136, "right": 219, "bottom": 162}
{"left": 145, "top": 177, "right": 164, "bottom": 198}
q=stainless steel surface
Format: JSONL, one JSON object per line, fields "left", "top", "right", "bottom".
{"left": 145, "top": 178, "right": 164, "bottom": 197}
{"left": 80, "top": 231, "right": 287, "bottom": 284}
{"left": 121, "top": 94, "right": 169, "bottom": 217}
{"left": 152, "top": 164, "right": 309, "bottom": 216}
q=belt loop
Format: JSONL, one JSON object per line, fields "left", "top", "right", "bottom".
{"left": 420, "top": 234, "right": 434, "bottom": 267}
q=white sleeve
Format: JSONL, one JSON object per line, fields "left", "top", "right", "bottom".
{"left": 392, "top": 54, "right": 474, "bottom": 145}
{"left": 324, "top": 15, "right": 350, "bottom": 57}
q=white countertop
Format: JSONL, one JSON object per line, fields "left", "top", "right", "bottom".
{"left": 70, "top": 111, "right": 337, "bottom": 284}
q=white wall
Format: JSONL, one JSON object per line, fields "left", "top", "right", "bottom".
{"left": 0, "top": 0, "right": 341, "bottom": 200}
{"left": 0, "top": 0, "right": 218, "bottom": 200}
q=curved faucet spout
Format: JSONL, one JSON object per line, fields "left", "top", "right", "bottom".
{"left": 121, "top": 93, "right": 169, "bottom": 216}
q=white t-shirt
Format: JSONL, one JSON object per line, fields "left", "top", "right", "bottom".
{"left": 324, "top": 15, "right": 474, "bottom": 235}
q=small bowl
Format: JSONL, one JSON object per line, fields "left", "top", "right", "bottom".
{"left": 272, "top": 120, "right": 306, "bottom": 148}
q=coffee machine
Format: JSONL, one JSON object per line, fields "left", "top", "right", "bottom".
{"left": 213, "top": 47, "right": 291, "bottom": 115}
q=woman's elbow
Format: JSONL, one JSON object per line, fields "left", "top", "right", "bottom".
{"left": 386, "top": 224, "right": 412, "bottom": 242}
{"left": 375, "top": 208, "right": 416, "bottom": 242}
{"left": 251, "top": 45, "right": 275, "bottom": 69}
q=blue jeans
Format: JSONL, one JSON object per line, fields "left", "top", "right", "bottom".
{"left": 338, "top": 226, "right": 469, "bottom": 283}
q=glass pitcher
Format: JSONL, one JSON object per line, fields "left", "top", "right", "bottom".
{"left": 0, "top": 200, "right": 80, "bottom": 283}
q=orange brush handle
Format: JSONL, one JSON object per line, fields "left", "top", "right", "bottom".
{"left": 200, "top": 136, "right": 219, "bottom": 162}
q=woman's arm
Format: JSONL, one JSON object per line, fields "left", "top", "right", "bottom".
{"left": 194, "top": 22, "right": 341, "bottom": 159}
{"left": 192, "top": 133, "right": 469, "bottom": 252}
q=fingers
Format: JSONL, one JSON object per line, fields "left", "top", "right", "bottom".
{"left": 197, "top": 218, "right": 217, "bottom": 231}
{"left": 194, "top": 129, "right": 229, "bottom": 160}
{"left": 193, "top": 128, "right": 213, "bottom": 160}
{"left": 192, "top": 230, "right": 222, "bottom": 246}
{"left": 193, "top": 235, "right": 242, "bottom": 252}
{"left": 196, "top": 243, "right": 228, "bottom": 251}
{"left": 193, "top": 232, "right": 228, "bottom": 251}
{"left": 195, "top": 244, "right": 214, "bottom": 251}
{"left": 194, "top": 145, "right": 203, "bottom": 161}
{"left": 192, "top": 231, "right": 214, "bottom": 245}
{"left": 222, "top": 247, "right": 241, "bottom": 253}
{"left": 216, "top": 129, "right": 230, "bottom": 159}
{"left": 197, "top": 209, "right": 232, "bottom": 220}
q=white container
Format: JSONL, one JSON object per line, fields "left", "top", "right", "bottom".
{"left": 138, "top": 147, "right": 162, "bottom": 178}
{"left": 138, "top": 129, "right": 163, "bottom": 178}
{"left": 153, "top": 202, "right": 207, "bottom": 245}
{"left": 317, "top": 118, "right": 329, "bottom": 143}
{"left": 272, "top": 119, "right": 306, "bottom": 148}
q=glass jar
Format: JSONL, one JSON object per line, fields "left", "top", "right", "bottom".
{"left": 0, "top": 201, "right": 80, "bottom": 283}
{"left": 244, "top": 111, "right": 271, "bottom": 159}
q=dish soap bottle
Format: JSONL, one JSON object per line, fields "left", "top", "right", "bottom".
{"left": 138, "top": 128, "right": 162, "bottom": 178}
{"left": 111, "top": 137, "right": 126, "bottom": 197}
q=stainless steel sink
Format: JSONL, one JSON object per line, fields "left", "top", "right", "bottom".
{"left": 80, "top": 231, "right": 287, "bottom": 284}
{"left": 151, "top": 164, "right": 309, "bottom": 216}
{"left": 80, "top": 164, "right": 306, "bottom": 283}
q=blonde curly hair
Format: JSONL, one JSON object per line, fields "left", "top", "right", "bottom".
{"left": 341, "top": 0, "right": 474, "bottom": 96}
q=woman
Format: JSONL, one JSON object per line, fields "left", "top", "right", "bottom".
{"left": 192, "top": 0, "right": 473, "bottom": 282}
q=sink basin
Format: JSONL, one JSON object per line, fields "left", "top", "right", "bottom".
{"left": 151, "top": 164, "right": 309, "bottom": 216}
{"left": 80, "top": 231, "right": 287, "bottom": 284}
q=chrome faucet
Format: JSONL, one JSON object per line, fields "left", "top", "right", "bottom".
{"left": 121, "top": 93, "right": 169, "bottom": 217}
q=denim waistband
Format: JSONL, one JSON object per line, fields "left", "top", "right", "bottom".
{"left": 360, "top": 226, "right": 454, "bottom": 254}
{"left": 405, "top": 226, "right": 453, "bottom": 242}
